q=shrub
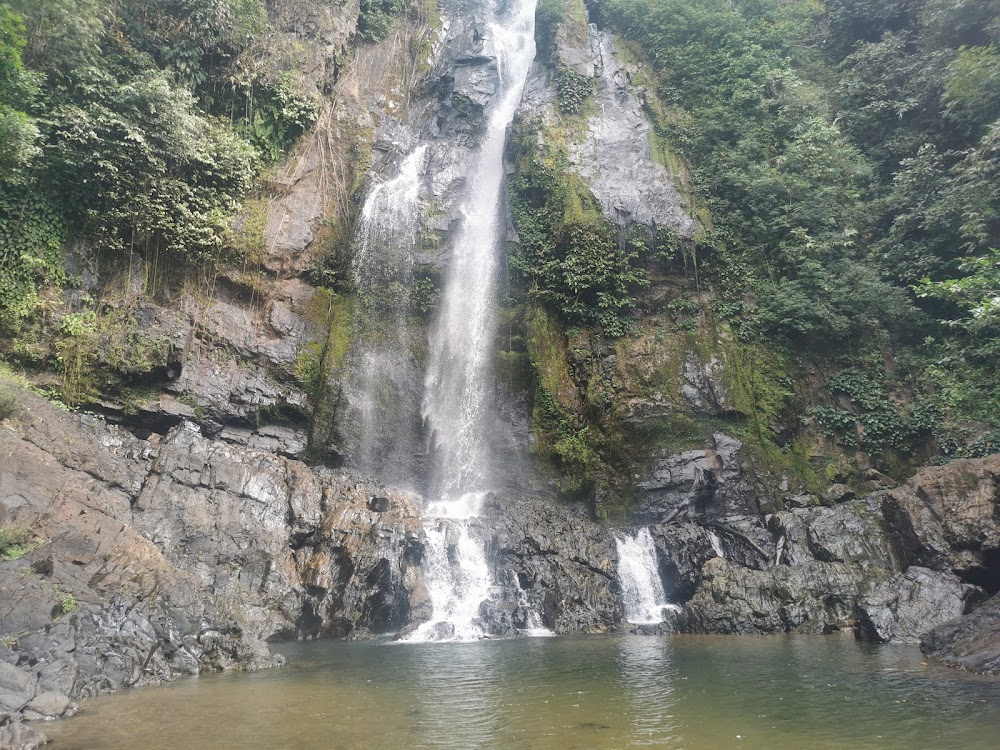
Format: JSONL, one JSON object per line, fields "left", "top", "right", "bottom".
{"left": 0, "top": 526, "right": 38, "bottom": 560}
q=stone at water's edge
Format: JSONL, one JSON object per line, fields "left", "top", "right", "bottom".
{"left": 481, "top": 494, "right": 621, "bottom": 635}
{"left": 0, "top": 387, "right": 424, "bottom": 736}
{"left": 881, "top": 456, "right": 1000, "bottom": 583}
{"left": 0, "top": 723, "right": 47, "bottom": 750}
{"left": 676, "top": 557, "right": 889, "bottom": 635}
{"left": 640, "top": 444, "right": 1000, "bottom": 643}
{"left": 921, "top": 593, "right": 1000, "bottom": 674}
{"left": 855, "top": 567, "right": 978, "bottom": 644}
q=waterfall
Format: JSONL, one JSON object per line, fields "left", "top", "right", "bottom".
{"left": 708, "top": 529, "right": 726, "bottom": 559}
{"left": 614, "top": 528, "right": 677, "bottom": 625}
{"left": 407, "top": 0, "right": 537, "bottom": 642}
{"left": 422, "top": 0, "right": 536, "bottom": 497}
{"left": 407, "top": 494, "right": 494, "bottom": 642}
{"left": 514, "top": 575, "right": 554, "bottom": 637}
{"left": 347, "top": 146, "right": 428, "bottom": 484}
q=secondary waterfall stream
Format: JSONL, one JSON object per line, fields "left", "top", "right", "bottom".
{"left": 348, "top": 146, "right": 428, "bottom": 485}
{"left": 615, "top": 528, "right": 676, "bottom": 625}
{"left": 407, "top": 0, "right": 538, "bottom": 641}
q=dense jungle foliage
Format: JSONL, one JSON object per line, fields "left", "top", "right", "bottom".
{"left": 0, "top": 0, "right": 998, "bottom": 474}
{"left": 0, "top": 0, "right": 316, "bottom": 335}
{"left": 597, "top": 0, "right": 1000, "bottom": 457}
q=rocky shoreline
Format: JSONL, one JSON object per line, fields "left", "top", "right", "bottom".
{"left": 2, "top": 388, "right": 998, "bottom": 747}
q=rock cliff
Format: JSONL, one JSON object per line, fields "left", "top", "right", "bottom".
{"left": 2, "top": 382, "right": 999, "bottom": 747}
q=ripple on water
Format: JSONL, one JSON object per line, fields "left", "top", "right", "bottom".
{"left": 43, "top": 635, "right": 1000, "bottom": 750}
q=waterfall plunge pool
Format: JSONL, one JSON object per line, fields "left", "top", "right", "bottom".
{"left": 44, "top": 634, "right": 1000, "bottom": 749}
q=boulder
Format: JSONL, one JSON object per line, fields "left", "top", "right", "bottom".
{"left": 769, "top": 497, "right": 898, "bottom": 570}
{"left": 822, "top": 483, "right": 856, "bottom": 505}
{"left": 0, "top": 722, "right": 48, "bottom": 750}
{"left": 676, "top": 557, "right": 889, "bottom": 635}
{"left": 25, "top": 692, "right": 73, "bottom": 720}
{"left": 921, "top": 593, "right": 1000, "bottom": 674}
{"left": 855, "top": 567, "right": 978, "bottom": 644}
{"left": 482, "top": 494, "right": 620, "bottom": 634}
{"left": 635, "top": 433, "right": 756, "bottom": 523}
{"left": 0, "top": 386, "right": 426, "bottom": 722}
{"left": 0, "top": 665, "right": 33, "bottom": 700}
{"left": 881, "top": 455, "right": 1000, "bottom": 585}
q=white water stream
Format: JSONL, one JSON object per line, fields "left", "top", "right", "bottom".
{"left": 708, "top": 529, "right": 726, "bottom": 559}
{"left": 407, "top": 0, "right": 539, "bottom": 642}
{"left": 614, "top": 528, "right": 677, "bottom": 625}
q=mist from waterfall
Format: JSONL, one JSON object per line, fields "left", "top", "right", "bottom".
{"left": 406, "top": 0, "right": 538, "bottom": 642}
{"left": 346, "top": 146, "right": 428, "bottom": 486}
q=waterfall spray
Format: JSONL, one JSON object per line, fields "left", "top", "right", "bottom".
{"left": 347, "top": 146, "right": 428, "bottom": 484}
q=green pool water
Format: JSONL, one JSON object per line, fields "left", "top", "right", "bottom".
{"left": 42, "top": 633, "right": 1000, "bottom": 749}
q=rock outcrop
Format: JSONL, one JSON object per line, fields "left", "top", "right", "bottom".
{"left": 483, "top": 495, "right": 621, "bottom": 634}
{"left": 921, "top": 593, "right": 1000, "bottom": 674}
{"left": 676, "top": 557, "right": 886, "bottom": 635}
{"left": 638, "top": 444, "right": 1000, "bottom": 644}
{"left": 2, "top": 385, "right": 999, "bottom": 747}
{"left": 566, "top": 29, "right": 697, "bottom": 235}
{"left": 0, "top": 388, "right": 424, "bottom": 740}
{"left": 855, "top": 567, "right": 977, "bottom": 644}
{"left": 517, "top": 25, "right": 697, "bottom": 236}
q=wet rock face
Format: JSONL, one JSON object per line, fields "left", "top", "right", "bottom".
{"left": 515, "top": 26, "right": 697, "bottom": 236}
{"left": 881, "top": 456, "right": 1000, "bottom": 593}
{"left": 0, "top": 389, "right": 424, "bottom": 733}
{"left": 768, "top": 497, "right": 899, "bottom": 570}
{"left": 566, "top": 29, "right": 697, "bottom": 235}
{"left": 482, "top": 495, "right": 621, "bottom": 634}
{"left": 676, "top": 557, "right": 889, "bottom": 635}
{"left": 855, "top": 567, "right": 977, "bottom": 644}
{"left": 635, "top": 433, "right": 760, "bottom": 524}
{"left": 644, "top": 445, "right": 999, "bottom": 644}
{"left": 921, "top": 593, "right": 1000, "bottom": 674}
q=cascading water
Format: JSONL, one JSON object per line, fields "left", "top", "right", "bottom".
{"left": 406, "top": 493, "right": 493, "bottom": 641}
{"left": 347, "top": 146, "right": 428, "bottom": 485}
{"left": 407, "top": 0, "right": 537, "bottom": 642}
{"left": 708, "top": 529, "right": 726, "bottom": 559}
{"left": 514, "top": 575, "right": 554, "bottom": 637}
{"left": 422, "top": 0, "right": 536, "bottom": 497}
{"left": 614, "top": 528, "right": 677, "bottom": 625}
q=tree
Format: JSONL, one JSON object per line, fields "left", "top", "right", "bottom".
{"left": 0, "top": 6, "right": 39, "bottom": 176}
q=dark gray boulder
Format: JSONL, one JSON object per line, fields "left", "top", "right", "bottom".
{"left": 635, "top": 433, "right": 759, "bottom": 523}
{"left": 0, "top": 387, "right": 425, "bottom": 732}
{"left": 881, "top": 455, "right": 1000, "bottom": 585}
{"left": 676, "top": 557, "right": 890, "bottom": 635}
{"left": 921, "top": 593, "right": 1000, "bottom": 674}
{"left": 855, "top": 567, "right": 978, "bottom": 644}
{"left": 482, "top": 494, "right": 621, "bottom": 634}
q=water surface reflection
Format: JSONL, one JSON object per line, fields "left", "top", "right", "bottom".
{"left": 44, "top": 635, "right": 1000, "bottom": 750}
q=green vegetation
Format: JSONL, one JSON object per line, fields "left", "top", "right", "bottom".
{"left": 0, "top": 0, "right": 996, "bottom": 498}
{"left": 0, "top": 0, "right": 316, "bottom": 342}
{"left": 508, "top": 122, "right": 648, "bottom": 337}
{"left": 55, "top": 587, "right": 77, "bottom": 614}
{"left": 588, "top": 0, "right": 1000, "bottom": 466}
{"left": 0, "top": 379, "right": 20, "bottom": 420}
{"left": 0, "top": 526, "right": 40, "bottom": 560}
{"left": 512, "top": 0, "right": 1000, "bottom": 497}
{"left": 358, "top": 0, "right": 407, "bottom": 43}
